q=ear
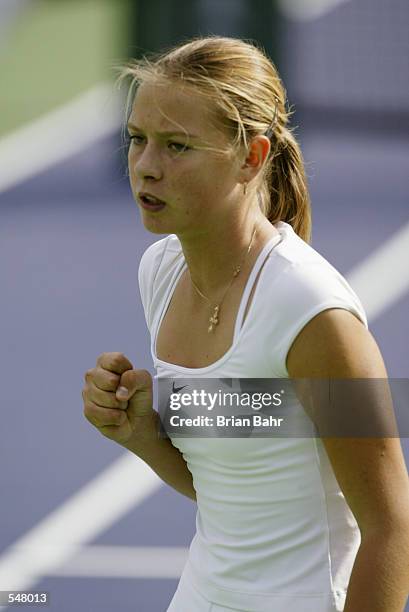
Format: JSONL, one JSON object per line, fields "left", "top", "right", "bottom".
{"left": 238, "top": 135, "right": 271, "bottom": 185}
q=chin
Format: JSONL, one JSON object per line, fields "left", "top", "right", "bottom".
{"left": 139, "top": 211, "right": 173, "bottom": 235}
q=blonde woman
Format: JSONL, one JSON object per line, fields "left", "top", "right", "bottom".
{"left": 82, "top": 37, "right": 409, "bottom": 611}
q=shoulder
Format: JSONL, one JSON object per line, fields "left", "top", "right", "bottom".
{"left": 286, "top": 307, "right": 386, "bottom": 378}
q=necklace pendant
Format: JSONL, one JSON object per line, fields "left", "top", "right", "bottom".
{"left": 208, "top": 305, "right": 220, "bottom": 333}
{"left": 233, "top": 265, "right": 241, "bottom": 277}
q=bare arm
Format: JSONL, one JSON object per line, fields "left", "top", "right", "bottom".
{"left": 82, "top": 352, "right": 196, "bottom": 501}
{"left": 122, "top": 411, "right": 196, "bottom": 501}
{"left": 287, "top": 309, "right": 409, "bottom": 612}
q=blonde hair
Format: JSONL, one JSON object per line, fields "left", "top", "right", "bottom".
{"left": 118, "top": 36, "right": 311, "bottom": 243}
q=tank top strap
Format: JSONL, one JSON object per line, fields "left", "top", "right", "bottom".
{"left": 233, "top": 233, "right": 283, "bottom": 341}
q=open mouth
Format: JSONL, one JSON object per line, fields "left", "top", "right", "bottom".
{"left": 138, "top": 193, "right": 167, "bottom": 211}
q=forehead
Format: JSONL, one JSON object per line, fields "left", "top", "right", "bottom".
{"left": 129, "top": 81, "right": 220, "bottom": 136}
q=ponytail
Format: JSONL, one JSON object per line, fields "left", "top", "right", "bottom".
{"left": 264, "top": 128, "right": 311, "bottom": 244}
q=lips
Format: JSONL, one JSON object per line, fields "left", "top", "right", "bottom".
{"left": 138, "top": 192, "right": 167, "bottom": 212}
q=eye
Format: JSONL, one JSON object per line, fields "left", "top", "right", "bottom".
{"left": 168, "top": 141, "right": 190, "bottom": 153}
{"left": 128, "top": 134, "right": 145, "bottom": 145}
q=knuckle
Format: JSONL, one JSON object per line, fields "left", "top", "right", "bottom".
{"left": 96, "top": 353, "right": 106, "bottom": 365}
{"left": 140, "top": 368, "right": 152, "bottom": 379}
{"left": 110, "top": 352, "right": 125, "bottom": 369}
{"left": 83, "top": 405, "right": 95, "bottom": 424}
{"left": 106, "top": 372, "right": 120, "bottom": 389}
{"left": 97, "top": 352, "right": 129, "bottom": 373}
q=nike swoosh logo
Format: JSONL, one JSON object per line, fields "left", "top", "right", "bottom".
{"left": 172, "top": 382, "right": 187, "bottom": 394}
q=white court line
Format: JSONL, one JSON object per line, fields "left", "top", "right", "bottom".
{"left": 347, "top": 221, "right": 409, "bottom": 322}
{"left": 45, "top": 545, "right": 189, "bottom": 579}
{"left": 0, "top": 455, "right": 162, "bottom": 591}
{"left": 0, "top": 82, "right": 122, "bottom": 194}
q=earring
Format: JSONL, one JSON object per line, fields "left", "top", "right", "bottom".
{"left": 243, "top": 182, "right": 248, "bottom": 196}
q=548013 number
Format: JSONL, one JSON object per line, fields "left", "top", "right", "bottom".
{"left": 3, "top": 591, "right": 49, "bottom": 605}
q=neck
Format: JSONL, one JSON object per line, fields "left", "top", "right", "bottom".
{"left": 177, "top": 209, "right": 274, "bottom": 297}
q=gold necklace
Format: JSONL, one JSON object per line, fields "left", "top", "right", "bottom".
{"left": 189, "top": 225, "right": 258, "bottom": 333}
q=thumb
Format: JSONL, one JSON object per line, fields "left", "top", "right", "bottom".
{"left": 116, "top": 369, "right": 153, "bottom": 416}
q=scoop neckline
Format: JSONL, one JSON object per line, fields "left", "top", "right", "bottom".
{"left": 152, "top": 228, "right": 285, "bottom": 374}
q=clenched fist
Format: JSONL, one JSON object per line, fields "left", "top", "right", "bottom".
{"left": 82, "top": 352, "right": 157, "bottom": 446}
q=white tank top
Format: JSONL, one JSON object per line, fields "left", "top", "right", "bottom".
{"left": 138, "top": 221, "right": 368, "bottom": 611}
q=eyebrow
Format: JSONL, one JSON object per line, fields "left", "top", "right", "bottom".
{"left": 126, "top": 123, "right": 199, "bottom": 139}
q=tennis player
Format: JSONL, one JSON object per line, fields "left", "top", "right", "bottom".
{"left": 82, "top": 37, "right": 409, "bottom": 611}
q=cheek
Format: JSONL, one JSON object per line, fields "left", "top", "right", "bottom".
{"left": 127, "top": 149, "right": 135, "bottom": 176}
{"left": 167, "top": 165, "right": 200, "bottom": 198}
{"left": 176, "top": 166, "right": 227, "bottom": 214}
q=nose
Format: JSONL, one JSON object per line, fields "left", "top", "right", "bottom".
{"left": 129, "top": 141, "right": 162, "bottom": 182}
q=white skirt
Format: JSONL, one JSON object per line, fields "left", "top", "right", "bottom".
{"left": 166, "top": 568, "right": 243, "bottom": 612}
{"left": 167, "top": 563, "right": 345, "bottom": 611}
